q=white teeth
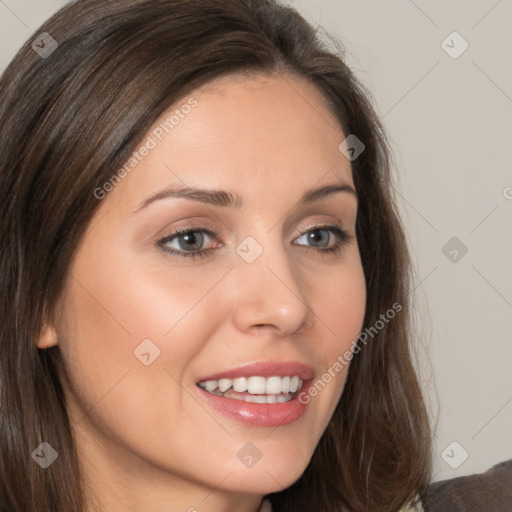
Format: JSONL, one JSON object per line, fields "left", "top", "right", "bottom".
{"left": 265, "top": 376, "right": 282, "bottom": 395}
{"left": 232, "top": 377, "right": 248, "bottom": 392}
{"left": 244, "top": 394, "right": 267, "bottom": 404}
{"left": 243, "top": 393, "right": 291, "bottom": 404}
{"left": 204, "top": 380, "right": 218, "bottom": 392}
{"left": 218, "top": 378, "right": 232, "bottom": 393}
{"left": 289, "top": 376, "right": 300, "bottom": 393}
{"left": 198, "top": 375, "right": 304, "bottom": 397}
{"left": 247, "top": 376, "right": 266, "bottom": 394}
{"left": 281, "top": 376, "right": 291, "bottom": 393}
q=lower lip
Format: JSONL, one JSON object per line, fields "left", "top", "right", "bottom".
{"left": 196, "top": 384, "right": 310, "bottom": 427}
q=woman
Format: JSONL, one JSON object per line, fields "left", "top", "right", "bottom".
{"left": 0, "top": 0, "right": 431, "bottom": 510}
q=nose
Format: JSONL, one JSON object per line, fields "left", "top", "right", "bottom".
{"left": 229, "top": 238, "right": 315, "bottom": 337}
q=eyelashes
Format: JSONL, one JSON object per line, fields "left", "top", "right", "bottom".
{"left": 157, "top": 224, "right": 353, "bottom": 260}
{"left": 158, "top": 227, "right": 218, "bottom": 259}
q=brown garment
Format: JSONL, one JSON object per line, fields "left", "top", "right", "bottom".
{"left": 423, "top": 459, "right": 512, "bottom": 512}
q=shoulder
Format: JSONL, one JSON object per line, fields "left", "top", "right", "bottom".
{"left": 400, "top": 500, "right": 425, "bottom": 511}
{"left": 422, "top": 458, "right": 512, "bottom": 512}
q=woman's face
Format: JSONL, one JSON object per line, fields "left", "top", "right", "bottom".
{"left": 49, "top": 72, "right": 366, "bottom": 510}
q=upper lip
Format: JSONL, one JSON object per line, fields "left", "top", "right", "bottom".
{"left": 197, "top": 361, "right": 315, "bottom": 383}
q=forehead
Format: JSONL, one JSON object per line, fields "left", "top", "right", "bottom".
{"left": 177, "top": 71, "right": 345, "bottom": 154}
{"left": 100, "top": 72, "right": 353, "bottom": 213}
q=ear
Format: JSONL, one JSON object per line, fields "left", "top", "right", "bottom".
{"left": 36, "top": 323, "right": 58, "bottom": 349}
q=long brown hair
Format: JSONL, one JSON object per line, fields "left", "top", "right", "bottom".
{"left": 0, "top": 0, "right": 431, "bottom": 510}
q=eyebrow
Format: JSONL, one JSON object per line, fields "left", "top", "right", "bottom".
{"left": 133, "top": 179, "right": 357, "bottom": 213}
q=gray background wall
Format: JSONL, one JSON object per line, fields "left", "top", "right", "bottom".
{"left": 1, "top": 0, "right": 511, "bottom": 483}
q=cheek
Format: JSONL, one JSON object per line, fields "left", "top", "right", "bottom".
{"left": 55, "top": 248, "right": 229, "bottom": 438}
{"left": 312, "top": 258, "right": 367, "bottom": 350}
{"left": 301, "top": 259, "right": 366, "bottom": 420}
{"left": 55, "top": 274, "right": 203, "bottom": 467}
{"left": 55, "top": 266, "right": 202, "bottom": 407}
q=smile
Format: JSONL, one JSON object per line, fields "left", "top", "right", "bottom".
{"left": 197, "top": 375, "right": 304, "bottom": 403}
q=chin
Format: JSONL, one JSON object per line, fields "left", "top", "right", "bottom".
{"left": 226, "top": 466, "right": 305, "bottom": 495}
{"left": 222, "top": 446, "right": 313, "bottom": 494}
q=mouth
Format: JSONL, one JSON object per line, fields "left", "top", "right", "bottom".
{"left": 197, "top": 375, "right": 304, "bottom": 403}
{"left": 195, "top": 361, "right": 314, "bottom": 427}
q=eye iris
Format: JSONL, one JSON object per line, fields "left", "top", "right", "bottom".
{"left": 308, "top": 229, "right": 329, "bottom": 247}
{"left": 179, "top": 231, "right": 203, "bottom": 251}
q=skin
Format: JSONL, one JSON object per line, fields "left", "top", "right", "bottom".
{"left": 39, "top": 72, "right": 367, "bottom": 512}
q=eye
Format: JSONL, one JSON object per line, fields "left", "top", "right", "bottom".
{"left": 158, "top": 227, "right": 218, "bottom": 259}
{"left": 157, "top": 224, "right": 353, "bottom": 260}
{"left": 293, "top": 225, "right": 352, "bottom": 255}
{"left": 295, "top": 227, "right": 333, "bottom": 247}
